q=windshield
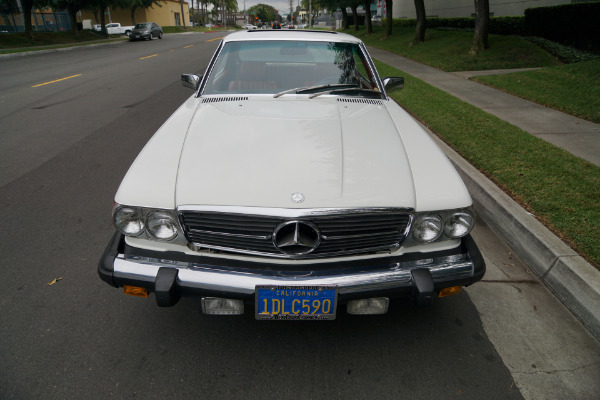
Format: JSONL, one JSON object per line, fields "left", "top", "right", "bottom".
{"left": 202, "top": 40, "right": 379, "bottom": 95}
{"left": 135, "top": 23, "right": 151, "bottom": 29}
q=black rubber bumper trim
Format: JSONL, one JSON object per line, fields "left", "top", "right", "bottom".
{"left": 98, "top": 231, "right": 124, "bottom": 288}
{"left": 155, "top": 267, "right": 181, "bottom": 307}
{"left": 97, "top": 232, "right": 486, "bottom": 305}
{"left": 411, "top": 268, "right": 435, "bottom": 306}
{"left": 464, "top": 234, "right": 486, "bottom": 284}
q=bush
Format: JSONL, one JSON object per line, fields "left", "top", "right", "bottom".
{"left": 525, "top": 37, "right": 600, "bottom": 64}
{"left": 525, "top": 2, "right": 600, "bottom": 52}
{"left": 391, "top": 16, "right": 525, "bottom": 35}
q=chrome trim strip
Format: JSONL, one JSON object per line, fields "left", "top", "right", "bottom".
{"left": 188, "top": 228, "right": 271, "bottom": 240}
{"left": 113, "top": 255, "right": 474, "bottom": 295}
{"left": 178, "top": 205, "right": 413, "bottom": 218}
{"left": 188, "top": 242, "right": 400, "bottom": 259}
{"left": 321, "top": 230, "right": 400, "bottom": 240}
{"left": 360, "top": 42, "right": 387, "bottom": 99}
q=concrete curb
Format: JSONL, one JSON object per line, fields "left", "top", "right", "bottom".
{"left": 426, "top": 129, "right": 600, "bottom": 342}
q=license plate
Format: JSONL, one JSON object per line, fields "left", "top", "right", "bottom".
{"left": 255, "top": 285, "right": 337, "bottom": 320}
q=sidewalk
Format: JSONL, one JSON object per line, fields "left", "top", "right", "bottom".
{"left": 368, "top": 47, "right": 600, "bottom": 341}
{"left": 368, "top": 46, "right": 600, "bottom": 167}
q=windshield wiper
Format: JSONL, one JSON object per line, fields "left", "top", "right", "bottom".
{"left": 308, "top": 88, "right": 385, "bottom": 99}
{"left": 273, "top": 84, "right": 358, "bottom": 98}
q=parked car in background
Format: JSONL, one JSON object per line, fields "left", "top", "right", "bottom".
{"left": 242, "top": 24, "right": 258, "bottom": 29}
{"left": 92, "top": 24, "right": 101, "bottom": 31}
{"left": 99, "top": 30, "right": 485, "bottom": 319}
{"left": 105, "top": 22, "right": 134, "bottom": 36}
{"left": 129, "top": 22, "right": 163, "bottom": 41}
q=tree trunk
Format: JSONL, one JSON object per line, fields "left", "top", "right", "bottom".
{"left": 68, "top": 6, "right": 79, "bottom": 36}
{"left": 180, "top": 0, "right": 186, "bottom": 27}
{"left": 21, "top": 0, "right": 34, "bottom": 39}
{"left": 412, "top": 0, "right": 425, "bottom": 44}
{"left": 385, "top": 0, "right": 392, "bottom": 37}
{"left": 100, "top": 7, "right": 107, "bottom": 37}
{"left": 131, "top": 6, "right": 137, "bottom": 25}
{"left": 471, "top": 0, "right": 489, "bottom": 55}
{"left": 350, "top": 4, "right": 358, "bottom": 31}
{"left": 364, "top": 0, "right": 372, "bottom": 34}
{"left": 341, "top": 7, "right": 348, "bottom": 30}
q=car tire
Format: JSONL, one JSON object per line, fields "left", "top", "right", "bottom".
{"left": 147, "top": 34, "right": 152, "bottom": 40}
{"left": 158, "top": 32, "right": 162, "bottom": 39}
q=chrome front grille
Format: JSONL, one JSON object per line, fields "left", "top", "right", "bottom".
{"left": 179, "top": 208, "right": 412, "bottom": 258}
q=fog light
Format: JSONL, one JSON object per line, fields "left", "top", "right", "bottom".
{"left": 201, "top": 297, "right": 244, "bottom": 315}
{"left": 439, "top": 286, "right": 462, "bottom": 298}
{"left": 347, "top": 298, "right": 389, "bottom": 315}
{"left": 123, "top": 285, "right": 148, "bottom": 298}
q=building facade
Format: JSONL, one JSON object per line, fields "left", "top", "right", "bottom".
{"left": 81, "top": 0, "right": 190, "bottom": 28}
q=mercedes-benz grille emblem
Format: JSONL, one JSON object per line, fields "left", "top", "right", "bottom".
{"left": 273, "top": 220, "right": 321, "bottom": 256}
{"left": 291, "top": 192, "right": 305, "bottom": 203}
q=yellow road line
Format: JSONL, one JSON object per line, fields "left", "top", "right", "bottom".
{"left": 205, "top": 37, "right": 224, "bottom": 42}
{"left": 31, "top": 74, "right": 82, "bottom": 88}
{"left": 184, "top": 45, "right": 194, "bottom": 48}
{"left": 140, "top": 54, "right": 159, "bottom": 60}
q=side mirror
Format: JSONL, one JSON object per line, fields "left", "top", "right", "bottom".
{"left": 383, "top": 77, "right": 404, "bottom": 92}
{"left": 181, "top": 74, "right": 202, "bottom": 90}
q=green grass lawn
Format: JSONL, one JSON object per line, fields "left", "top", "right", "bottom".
{"left": 349, "top": 26, "right": 560, "bottom": 71}
{"left": 473, "top": 59, "right": 600, "bottom": 123}
{"left": 375, "top": 60, "right": 600, "bottom": 268}
{"left": 0, "top": 31, "right": 126, "bottom": 52}
{"left": 346, "top": 25, "right": 598, "bottom": 129}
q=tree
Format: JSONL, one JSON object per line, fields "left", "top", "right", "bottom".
{"left": 470, "top": 0, "right": 489, "bottom": 54}
{"left": 412, "top": 0, "right": 425, "bottom": 44}
{"left": 129, "top": 0, "right": 161, "bottom": 25}
{"left": 384, "top": 0, "right": 392, "bottom": 37}
{"left": 247, "top": 3, "right": 277, "bottom": 25}
{"left": 179, "top": 0, "right": 185, "bottom": 27}
{"left": 363, "top": 0, "right": 372, "bottom": 34}
{"left": 19, "top": 0, "right": 35, "bottom": 39}
{"left": 349, "top": 0, "right": 359, "bottom": 31}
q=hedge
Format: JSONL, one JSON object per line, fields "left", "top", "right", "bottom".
{"left": 391, "top": 16, "right": 525, "bottom": 35}
{"left": 387, "top": 2, "right": 600, "bottom": 53}
{"left": 525, "top": 2, "right": 600, "bottom": 52}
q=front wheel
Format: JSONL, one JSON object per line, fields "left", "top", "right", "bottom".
{"left": 158, "top": 32, "right": 162, "bottom": 39}
{"left": 147, "top": 34, "right": 152, "bottom": 40}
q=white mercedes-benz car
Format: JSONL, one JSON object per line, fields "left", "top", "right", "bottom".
{"left": 99, "top": 30, "right": 485, "bottom": 319}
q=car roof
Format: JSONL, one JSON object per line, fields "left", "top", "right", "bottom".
{"left": 222, "top": 30, "right": 362, "bottom": 44}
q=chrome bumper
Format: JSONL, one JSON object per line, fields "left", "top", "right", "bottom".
{"left": 99, "top": 232, "right": 485, "bottom": 306}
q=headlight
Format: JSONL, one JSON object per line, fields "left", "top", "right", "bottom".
{"left": 412, "top": 215, "right": 443, "bottom": 243}
{"left": 444, "top": 210, "right": 474, "bottom": 239}
{"left": 146, "top": 211, "right": 178, "bottom": 240}
{"left": 114, "top": 206, "right": 144, "bottom": 236}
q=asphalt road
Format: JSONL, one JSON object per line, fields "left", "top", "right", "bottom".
{"left": 0, "top": 32, "right": 598, "bottom": 399}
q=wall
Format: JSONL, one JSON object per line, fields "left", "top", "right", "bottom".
{"left": 392, "top": 0, "right": 571, "bottom": 18}
{"left": 81, "top": 0, "right": 190, "bottom": 27}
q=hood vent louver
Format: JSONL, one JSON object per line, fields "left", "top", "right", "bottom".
{"left": 337, "top": 98, "right": 383, "bottom": 106}
{"left": 202, "top": 96, "right": 249, "bottom": 103}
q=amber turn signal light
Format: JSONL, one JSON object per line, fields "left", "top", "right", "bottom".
{"left": 123, "top": 285, "right": 148, "bottom": 298}
{"left": 438, "top": 286, "right": 462, "bottom": 298}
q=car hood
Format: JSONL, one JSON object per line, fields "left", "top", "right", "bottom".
{"left": 175, "top": 97, "right": 415, "bottom": 209}
{"left": 116, "top": 96, "right": 471, "bottom": 212}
